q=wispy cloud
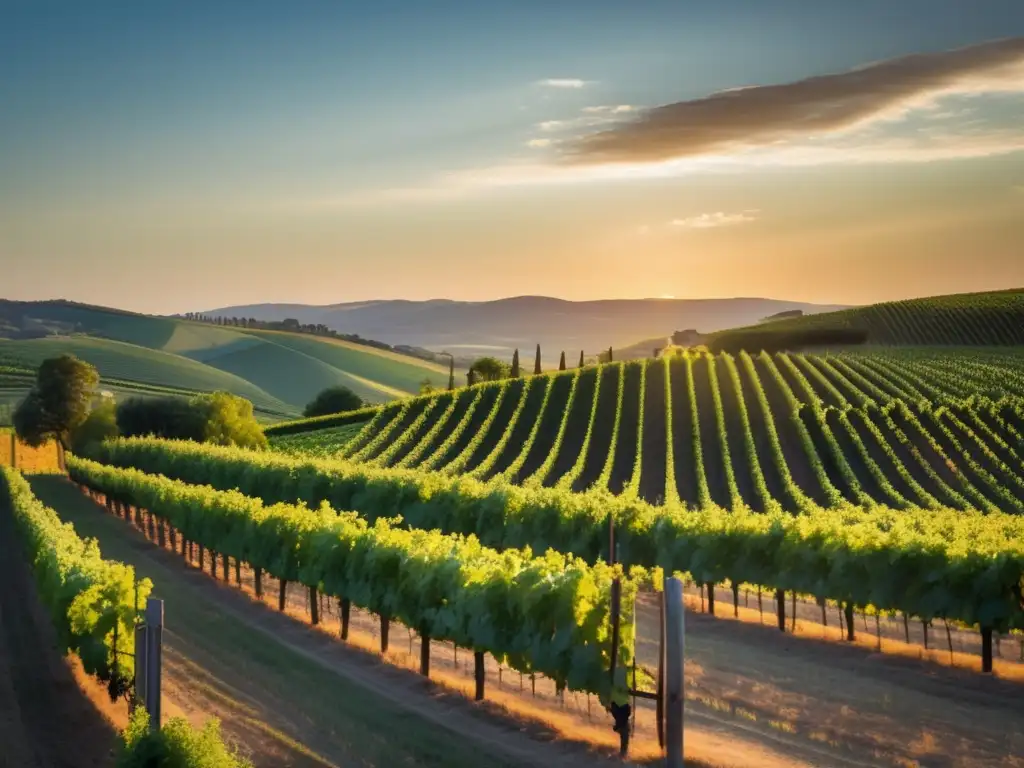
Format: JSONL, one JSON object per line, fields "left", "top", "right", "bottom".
{"left": 536, "top": 78, "right": 588, "bottom": 88}
{"left": 561, "top": 37, "right": 1024, "bottom": 165}
{"left": 582, "top": 105, "right": 635, "bottom": 114}
{"left": 538, "top": 120, "right": 567, "bottom": 131}
{"left": 670, "top": 211, "right": 759, "bottom": 229}
{"left": 526, "top": 138, "right": 553, "bottom": 149}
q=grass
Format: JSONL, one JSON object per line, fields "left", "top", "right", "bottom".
{"left": 1, "top": 302, "right": 451, "bottom": 411}
{"left": 0, "top": 336, "right": 292, "bottom": 415}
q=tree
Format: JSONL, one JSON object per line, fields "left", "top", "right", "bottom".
{"left": 608, "top": 346, "right": 614, "bottom": 362}
{"left": 447, "top": 358, "right": 455, "bottom": 391}
{"left": 199, "top": 392, "right": 267, "bottom": 449}
{"left": 558, "top": 351, "right": 566, "bottom": 371}
{"left": 467, "top": 369, "right": 477, "bottom": 387}
{"left": 419, "top": 378, "right": 436, "bottom": 396}
{"left": 117, "top": 392, "right": 266, "bottom": 449}
{"left": 470, "top": 356, "right": 510, "bottom": 382}
{"left": 14, "top": 354, "right": 99, "bottom": 448}
{"left": 70, "top": 395, "right": 119, "bottom": 454}
{"left": 534, "top": 344, "right": 542, "bottom": 375}
{"left": 510, "top": 349, "right": 520, "bottom": 378}
{"left": 303, "top": 386, "right": 365, "bottom": 418}
{"left": 578, "top": 350, "right": 585, "bottom": 368}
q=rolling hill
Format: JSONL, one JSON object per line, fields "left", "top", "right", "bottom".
{"left": 708, "top": 288, "right": 1024, "bottom": 352}
{"left": 0, "top": 300, "right": 451, "bottom": 416}
{"left": 201, "top": 296, "right": 850, "bottom": 363}
{"left": 268, "top": 346, "right": 1024, "bottom": 513}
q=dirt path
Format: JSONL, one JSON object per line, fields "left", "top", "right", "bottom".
{"left": 0, "top": 501, "right": 119, "bottom": 768}
{"left": 28, "top": 477, "right": 634, "bottom": 768}
{"left": 635, "top": 594, "right": 1024, "bottom": 768}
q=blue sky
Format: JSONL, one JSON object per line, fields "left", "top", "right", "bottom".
{"left": 2, "top": 1, "right": 1024, "bottom": 312}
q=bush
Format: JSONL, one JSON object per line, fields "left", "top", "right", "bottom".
{"left": 469, "top": 356, "right": 510, "bottom": 382}
{"left": 303, "top": 386, "right": 365, "bottom": 418}
{"left": 117, "top": 393, "right": 267, "bottom": 449}
{"left": 70, "top": 397, "right": 120, "bottom": 454}
{"left": 117, "top": 709, "right": 252, "bottom": 768}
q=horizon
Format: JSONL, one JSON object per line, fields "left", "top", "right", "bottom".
{"left": 3, "top": 2, "right": 1024, "bottom": 315}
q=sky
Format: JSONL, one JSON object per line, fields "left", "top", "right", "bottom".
{"left": 2, "top": 1, "right": 1024, "bottom": 314}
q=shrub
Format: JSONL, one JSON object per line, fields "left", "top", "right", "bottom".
{"left": 303, "top": 386, "right": 365, "bottom": 418}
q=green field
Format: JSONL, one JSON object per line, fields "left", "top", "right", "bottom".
{"left": 0, "top": 301, "right": 452, "bottom": 416}
{"left": 709, "top": 288, "right": 1024, "bottom": 350}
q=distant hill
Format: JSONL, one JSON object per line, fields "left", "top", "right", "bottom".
{"left": 0, "top": 300, "right": 450, "bottom": 416}
{"left": 201, "top": 296, "right": 850, "bottom": 363}
{"left": 708, "top": 288, "right": 1024, "bottom": 352}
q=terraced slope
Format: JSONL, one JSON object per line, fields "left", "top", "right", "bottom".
{"left": 710, "top": 288, "right": 1024, "bottom": 351}
{"left": 270, "top": 348, "right": 1024, "bottom": 510}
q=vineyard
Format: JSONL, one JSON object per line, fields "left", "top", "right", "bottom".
{"left": 266, "top": 348, "right": 1024, "bottom": 516}
{"left": 710, "top": 288, "right": 1024, "bottom": 349}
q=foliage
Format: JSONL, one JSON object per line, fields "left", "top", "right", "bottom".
{"left": 14, "top": 354, "right": 99, "bottom": 447}
{"left": 418, "top": 378, "right": 436, "bottom": 396}
{"left": 0, "top": 465, "right": 151, "bottom": 697}
{"left": 261, "top": 405, "right": 379, "bottom": 437}
{"left": 69, "top": 456, "right": 639, "bottom": 695}
{"left": 117, "top": 393, "right": 267, "bottom": 449}
{"left": 70, "top": 396, "right": 120, "bottom": 454}
{"left": 510, "top": 349, "right": 520, "bottom": 378}
{"left": 534, "top": 345, "right": 542, "bottom": 375}
{"left": 117, "top": 709, "right": 252, "bottom": 768}
{"left": 558, "top": 351, "right": 566, "bottom": 371}
{"left": 86, "top": 432, "right": 1024, "bottom": 632}
{"left": 470, "top": 356, "right": 510, "bottom": 382}
{"left": 303, "top": 385, "right": 365, "bottom": 418}
{"left": 200, "top": 391, "right": 267, "bottom": 449}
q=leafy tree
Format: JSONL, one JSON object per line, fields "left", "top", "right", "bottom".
{"left": 303, "top": 386, "right": 365, "bottom": 418}
{"left": 578, "top": 350, "right": 585, "bottom": 368}
{"left": 510, "top": 349, "right": 520, "bottom": 378}
{"left": 117, "top": 397, "right": 203, "bottom": 442}
{"left": 470, "top": 356, "right": 509, "bottom": 382}
{"left": 534, "top": 344, "right": 542, "bottom": 375}
{"left": 70, "top": 396, "right": 119, "bottom": 454}
{"left": 14, "top": 354, "right": 99, "bottom": 448}
{"left": 559, "top": 351, "right": 566, "bottom": 371}
{"left": 116, "top": 393, "right": 266, "bottom": 449}
{"left": 200, "top": 392, "right": 267, "bottom": 449}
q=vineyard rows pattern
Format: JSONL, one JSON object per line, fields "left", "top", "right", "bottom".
{"left": 272, "top": 349, "right": 1024, "bottom": 514}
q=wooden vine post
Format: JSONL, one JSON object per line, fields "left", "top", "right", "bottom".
{"left": 663, "top": 576, "right": 685, "bottom": 768}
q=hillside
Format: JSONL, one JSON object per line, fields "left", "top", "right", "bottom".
{"left": 708, "top": 288, "right": 1024, "bottom": 352}
{"left": 0, "top": 300, "right": 450, "bottom": 414}
{"left": 201, "top": 296, "right": 849, "bottom": 362}
{"left": 269, "top": 347, "right": 1024, "bottom": 512}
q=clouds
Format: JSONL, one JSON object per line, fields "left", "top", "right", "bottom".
{"left": 536, "top": 78, "right": 588, "bottom": 88}
{"left": 670, "top": 211, "right": 759, "bottom": 229}
{"left": 561, "top": 37, "right": 1024, "bottom": 165}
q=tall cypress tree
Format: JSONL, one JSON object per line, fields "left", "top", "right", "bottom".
{"left": 447, "top": 357, "right": 455, "bottom": 390}
{"left": 558, "top": 351, "right": 566, "bottom": 371}
{"left": 608, "top": 346, "right": 614, "bottom": 362}
{"left": 534, "top": 344, "right": 542, "bottom": 375}
{"left": 467, "top": 369, "right": 477, "bottom": 387}
{"left": 511, "top": 349, "right": 520, "bottom": 378}
{"left": 578, "top": 350, "right": 585, "bottom": 368}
